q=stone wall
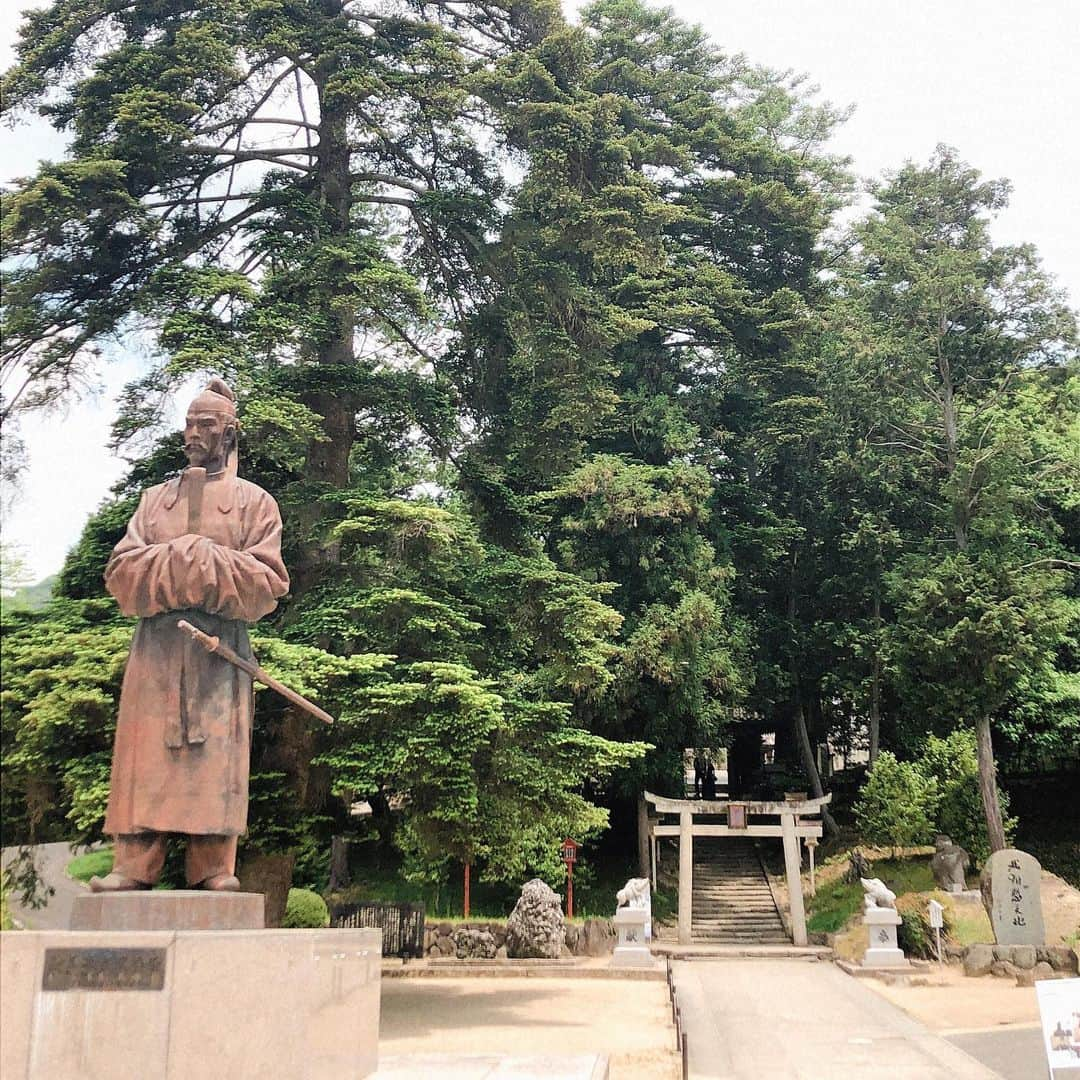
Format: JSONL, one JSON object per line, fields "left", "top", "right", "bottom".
{"left": 962, "top": 942, "right": 1078, "bottom": 985}
{"left": 423, "top": 917, "right": 616, "bottom": 960}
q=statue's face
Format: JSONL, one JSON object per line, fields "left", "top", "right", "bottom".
{"left": 183, "top": 408, "right": 234, "bottom": 471}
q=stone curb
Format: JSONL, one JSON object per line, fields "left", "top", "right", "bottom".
{"left": 382, "top": 960, "right": 665, "bottom": 980}
{"left": 652, "top": 943, "right": 832, "bottom": 961}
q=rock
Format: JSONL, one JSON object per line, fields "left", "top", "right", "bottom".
{"left": 452, "top": 927, "right": 497, "bottom": 960}
{"left": 581, "top": 917, "right": 616, "bottom": 957}
{"left": 992, "top": 945, "right": 1012, "bottom": 961}
{"left": 495, "top": 945, "right": 508, "bottom": 959}
{"left": 435, "top": 922, "right": 453, "bottom": 938}
{"left": 1015, "top": 968, "right": 1036, "bottom": 988}
{"left": 963, "top": 944, "right": 994, "bottom": 978}
{"left": 990, "top": 960, "right": 1018, "bottom": 978}
{"left": 1040, "top": 946, "right": 1079, "bottom": 974}
{"left": 1032, "top": 961, "right": 1056, "bottom": 982}
{"left": 560, "top": 942, "right": 572, "bottom": 958}
{"left": 493, "top": 929, "right": 507, "bottom": 947}
{"left": 1011, "top": 945, "right": 1037, "bottom": 970}
{"left": 436, "top": 937, "right": 457, "bottom": 957}
{"left": 505, "top": 879, "right": 565, "bottom": 959}
{"left": 563, "top": 924, "right": 580, "bottom": 952}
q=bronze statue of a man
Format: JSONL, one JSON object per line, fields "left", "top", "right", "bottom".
{"left": 91, "top": 378, "right": 289, "bottom": 892}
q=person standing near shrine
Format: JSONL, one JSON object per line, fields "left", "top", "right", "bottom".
{"left": 90, "top": 378, "right": 289, "bottom": 893}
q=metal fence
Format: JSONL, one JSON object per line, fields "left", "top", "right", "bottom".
{"left": 329, "top": 901, "right": 426, "bottom": 960}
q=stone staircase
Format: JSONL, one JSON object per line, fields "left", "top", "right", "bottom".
{"left": 691, "top": 837, "right": 789, "bottom": 944}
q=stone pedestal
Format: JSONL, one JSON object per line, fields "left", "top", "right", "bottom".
{"left": 863, "top": 906, "right": 906, "bottom": 968}
{"left": 70, "top": 890, "right": 264, "bottom": 931}
{"left": 0, "top": 928, "right": 380, "bottom": 1080}
{"left": 611, "top": 907, "right": 652, "bottom": 968}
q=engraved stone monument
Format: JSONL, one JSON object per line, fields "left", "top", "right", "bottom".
{"left": 981, "top": 847, "right": 1046, "bottom": 946}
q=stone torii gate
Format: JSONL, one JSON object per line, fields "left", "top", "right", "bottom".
{"left": 644, "top": 791, "right": 831, "bottom": 946}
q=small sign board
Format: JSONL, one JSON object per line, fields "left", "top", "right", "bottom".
{"left": 1036, "top": 976, "right": 1080, "bottom": 1077}
{"left": 928, "top": 899, "right": 944, "bottom": 929}
{"left": 728, "top": 803, "right": 748, "bottom": 830}
{"left": 560, "top": 837, "right": 579, "bottom": 864}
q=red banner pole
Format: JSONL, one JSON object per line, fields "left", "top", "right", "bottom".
{"left": 567, "top": 861, "right": 574, "bottom": 920}
{"left": 464, "top": 861, "right": 471, "bottom": 919}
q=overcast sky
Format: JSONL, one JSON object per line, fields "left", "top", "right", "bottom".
{"left": 2, "top": 0, "right": 1078, "bottom": 581}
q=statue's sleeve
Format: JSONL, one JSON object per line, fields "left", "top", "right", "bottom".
{"left": 105, "top": 490, "right": 186, "bottom": 618}
{"left": 177, "top": 491, "right": 289, "bottom": 622}
{"left": 105, "top": 487, "right": 289, "bottom": 622}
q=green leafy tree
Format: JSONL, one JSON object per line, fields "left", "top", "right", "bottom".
{"left": 831, "top": 148, "right": 1078, "bottom": 852}
{"left": 917, "top": 729, "right": 1016, "bottom": 865}
{"left": 853, "top": 752, "right": 938, "bottom": 856}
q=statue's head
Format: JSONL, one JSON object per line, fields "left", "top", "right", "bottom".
{"left": 934, "top": 834, "right": 953, "bottom": 851}
{"left": 183, "top": 377, "right": 238, "bottom": 474}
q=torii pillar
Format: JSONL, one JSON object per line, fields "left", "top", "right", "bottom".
{"left": 678, "top": 808, "right": 693, "bottom": 944}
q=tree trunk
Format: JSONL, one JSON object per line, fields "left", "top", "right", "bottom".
{"left": 869, "top": 582, "right": 882, "bottom": 764}
{"left": 636, "top": 795, "right": 650, "bottom": 879}
{"left": 974, "top": 713, "right": 1007, "bottom": 853}
{"left": 792, "top": 699, "right": 839, "bottom": 839}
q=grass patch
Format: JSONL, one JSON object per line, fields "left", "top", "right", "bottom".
{"left": 807, "top": 857, "right": 936, "bottom": 935}
{"left": 67, "top": 848, "right": 113, "bottom": 883}
{"left": 946, "top": 903, "right": 992, "bottom": 947}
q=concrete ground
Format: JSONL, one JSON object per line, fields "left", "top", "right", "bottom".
{"left": 865, "top": 964, "right": 1067, "bottom": 1080}
{"left": 378, "top": 976, "right": 680, "bottom": 1079}
{"left": 1, "top": 842, "right": 88, "bottom": 930}
{"left": 671, "top": 959, "right": 1002, "bottom": 1079}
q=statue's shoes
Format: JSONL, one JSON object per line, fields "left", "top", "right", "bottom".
{"left": 202, "top": 874, "right": 240, "bottom": 892}
{"left": 89, "top": 872, "right": 151, "bottom": 892}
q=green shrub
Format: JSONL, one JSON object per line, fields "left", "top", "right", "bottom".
{"left": 896, "top": 892, "right": 952, "bottom": 959}
{"left": 854, "top": 752, "right": 938, "bottom": 854}
{"left": 916, "top": 730, "right": 1016, "bottom": 865}
{"left": 282, "top": 888, "right": 330, "bottom": 928}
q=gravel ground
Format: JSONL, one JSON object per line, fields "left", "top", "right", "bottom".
{"left": 379, "top": 975, "right": 680, "bottom": 1079}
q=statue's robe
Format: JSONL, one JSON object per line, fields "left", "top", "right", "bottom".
{"left": 103, "top": 469, "right": 289, "bottom": 837}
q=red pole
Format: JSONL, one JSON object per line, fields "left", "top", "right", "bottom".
{"left": 567, "top": 861, "right": 574, "bottom": 920}
{"left": 464, "top": 862, "right": 471, "bottom": 919}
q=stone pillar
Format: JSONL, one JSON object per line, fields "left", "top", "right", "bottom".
{"left": 780, "top": 812, "right": 807, "bottom": 946}
{"left": 679, "top": 809, "right": 693, "bottom": 945}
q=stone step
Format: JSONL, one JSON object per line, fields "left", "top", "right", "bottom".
{"left": 692, "top": 891, "right": 773, "bottom": 898}
{"left": 692, "top": 930, "right": 788, "bottom": 938}
{"left": 693, "top": 916, "right": 783, "bottom": 924}
{"left": 692, "top": 908, "right": 779, "bottom": 915}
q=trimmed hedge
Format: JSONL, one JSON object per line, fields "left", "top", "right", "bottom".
{"left": 283, "top": 888, "right": 330, "bottom": 928}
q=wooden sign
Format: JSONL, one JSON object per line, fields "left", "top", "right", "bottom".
{"left": 728, "top": 803, "right": 748, "bottom": 830}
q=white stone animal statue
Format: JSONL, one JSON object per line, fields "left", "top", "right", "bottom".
{"left": 860, "top": 877, "right": 897, "bottom": 910}
{"left": 616, "top": 877, "right": 652, "bottom": 941}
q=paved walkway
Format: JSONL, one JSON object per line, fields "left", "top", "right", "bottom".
{"left": 1, "top": 842, "right": 88, "bottom": 930}
{"left": 671, "top": 959, "right": 1001, "bottom": 1080}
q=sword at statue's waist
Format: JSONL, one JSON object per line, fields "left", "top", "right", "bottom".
{"left": 176, "top": 619, "right": 334, "bottom": 726}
